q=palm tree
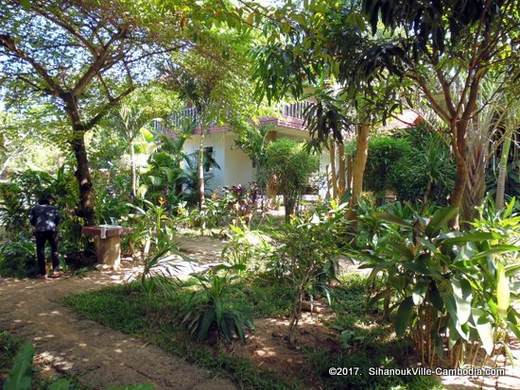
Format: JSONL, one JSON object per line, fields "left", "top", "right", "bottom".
{"left": 108, "top": 105, "right": 156, "bottom": 198}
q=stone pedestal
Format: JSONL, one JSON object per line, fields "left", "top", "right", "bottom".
{"left": 93, "top": 235, "right": 121, "bottom": 270}
{"left": 82, "top": 226, "right": 132, "bottom": 271}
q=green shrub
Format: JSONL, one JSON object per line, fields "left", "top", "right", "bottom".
{"left": 363, "top": 136, "right": 411, "bottom": 199}
{"left": 2, "top": 341, "right": 34, "bottom": 390}
{"left": 0, "top": 165, "right": 87, "bottom": 255}
{"left": 351, "top": 204, "right": 520, "bottom": 368}
{"left": 391, "top": 128, "right": 455, "bottom": 204}
{"left": 260, "top": 138, "right": 319, "bottom": 220}
{"left": 221, "top": 225, "right": 274, "bottom": 274}
{"left": 0, "top": 237, "right": 38, "bottom": 278}
{"left": 354, "top": 127, "right": 455, "bottom": 205}
{"left": 179, "top": 265, "right": 254, "bottom": 342}
{"left": 273, "top": 207, "right": 344, "bottom": 344}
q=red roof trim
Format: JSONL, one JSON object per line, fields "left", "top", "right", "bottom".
{"left": 190, "top": 116, "right": 307, "bottom": 135}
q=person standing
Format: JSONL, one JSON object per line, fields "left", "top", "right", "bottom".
{"left": 29, "top": 195, "right": 62, "bottom": 278}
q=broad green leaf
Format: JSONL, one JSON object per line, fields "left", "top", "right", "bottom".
{"left": 506, "top": 318, "right": 520, "bottom": 340}
{"left": 505, "top": 262, "right": 520, "bottom": 277}
{"left": 451, "top": 277, "right": 472, "bottom": 325}
{"left": 504, "top": 197, "right": 516, "bottom": 218}
{"left": 496, "top": 263, "right": 510, "bottom": 319}
{"left": 388, "top": 241, "right": 415, "bottom": 261}
{"left": 374, "top": 212, "right": 410, "bottom": 227}
{"left": 504, "top": 344, "right": 514, "bottom": 365}
{"left": 471, "top": 308, "right": 494, "bottom": 355}
{"left": 447, "top": 319, "right": 461, "bottom": 347}
{"left": 197, "top": 309, "right": 215, "bottom": 341}
{"left": 471, "top": 245, "right": 520, "bottom": 262}
{"left": 140, "top": 127, "right": 155, "bottom": 142}
{"left": 412, "top": 280, "right": 427, "bottom": 305}
{"left": 3, "top": 341, "right": 33, "bottom": 390}
{"left": 425, "top": 206, "right": 458, "bottom": 236}
{"left": 442, "top": 231, "right": 500, "bottom": 246}
{"left": 393, "top": 296, "right": 414, "bottom": 337}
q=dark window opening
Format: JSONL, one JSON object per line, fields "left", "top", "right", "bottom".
{"left": 204, "top": 146, "right": 213, "bottom": 172}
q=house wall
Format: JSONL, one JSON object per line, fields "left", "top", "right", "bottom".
{"left": 181, "top": 128, "right": 328, "bottom": 196}
{"left": 182, "top": 132, "right": 227, "bottom": 191}
{"left": 223, "top": 134, "right": 256, "bottom": 188}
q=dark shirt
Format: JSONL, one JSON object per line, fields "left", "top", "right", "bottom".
{"left": 29, "top": 204, "right": 60, "bottom": 233}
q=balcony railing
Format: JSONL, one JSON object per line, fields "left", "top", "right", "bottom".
{"left": 279, "top": 101, "right": 310, "bottom": 120}
{"left": 162, "top": 102, "right": 311, "bottom": 130}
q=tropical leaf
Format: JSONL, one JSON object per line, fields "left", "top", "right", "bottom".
{"left": 412, "top": 280, "right": 428, "bottom": 305}
{"left": 3, "top": 341, "right": 33, "bottom": 390}
{"left": 425, "top": 206, "right": 458, "bottom": 236}
{"left": 451, "top": 277, "right": 472, "bottom": 325}
{"left": 441, "top": 231, "right": 500, "bottom": 246}
{"left": 471, "top": 308, "right": 494, "bottom": 355}
{"left": 496, "top": 263, "right": 510, "bottom": 320}
{"left": 394, "top": 296, "right": 414, "bottom": 337}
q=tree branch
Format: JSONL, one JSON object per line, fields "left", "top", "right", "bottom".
{"left": 81, "top": 86, "right": 135, "bottom": 130}
{"left": 407, "top": 70, "right": 451, "bottom": 123}
{"left": 31, "top": 5, "right": 98, "bottom": 54}
{"left": 0, "top": 34, "right": 63, "bottom": 96}
{"left": 71, "top": 26, "right": 129, "bottom": 96}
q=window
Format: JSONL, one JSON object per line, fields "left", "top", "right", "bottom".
{"left": 204, "top": 146, "right": 213, "bottom": 172}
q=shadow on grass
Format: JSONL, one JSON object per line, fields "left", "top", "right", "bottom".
{"left": 63, "top": 274, "right": 443, "bottom": 390}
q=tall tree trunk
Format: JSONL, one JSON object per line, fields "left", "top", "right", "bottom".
{"left": 337, "top": 141, "right": 346, "bottom": 199}
{"left": 346, "top": 156, "right": 353, "bottom": 192}
{"left": 462, "top": 117, "right": 487, "bottom": 220}
{"left": 71, "top": 132, "right": 95, "bottom": 226}
{"left": 283, "top": 195, "right": 296, "bottom": 222}
{"left": 130, "top": 142, "right": 137, "bottom": 198}
{"left": 65, "top": 97, "right": 96, "bottom": 226}
{"left": 450, "top": 122, "right": 469, "bottom": 227}
{"left": 198, "top": 131, "right": 206, "bottom": 210}
{"left": 496, "top": 125, "right": 514, "bottom": 210}
{"left": 329, "top": 139, "right": 337, "bottom": 200}
{"left": 349, "top": 123, "right": 370, "bottom": 210}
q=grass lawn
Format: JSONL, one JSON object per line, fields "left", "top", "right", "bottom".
{"left": 63, "top": 273, "right": 444, "bottom": 390}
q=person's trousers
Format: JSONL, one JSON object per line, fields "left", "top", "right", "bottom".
{"left": 35, "top": 231, "right": 59, "bottom": 275}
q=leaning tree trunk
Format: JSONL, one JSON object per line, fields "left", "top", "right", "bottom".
{"left": 496, "top": 125, "right": 514, "bottom": 210}
{"left": 66, "top": 98, "right": 96, "bottom": 226}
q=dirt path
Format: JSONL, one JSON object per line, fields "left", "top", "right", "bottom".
{"left": 0, "top": 270, "right": 235, "bottom": 390}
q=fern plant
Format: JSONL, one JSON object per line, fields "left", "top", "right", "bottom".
{"left": 179, "top": 265, "right": 254, "bottom": 342}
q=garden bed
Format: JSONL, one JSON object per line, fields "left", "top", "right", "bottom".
{"left": 63, "top": 273, "right": 443, "bottom": 389}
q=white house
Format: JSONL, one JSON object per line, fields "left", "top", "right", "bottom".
{"left": 159, "top": 103, "right": 329, "bottom": 195}
{"left": 151, "top": 105, "right": 421, "bottom": 199}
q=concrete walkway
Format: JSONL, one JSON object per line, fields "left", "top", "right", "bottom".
{"left": 0, "top": 270, "right": 235, "bottom": 389}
